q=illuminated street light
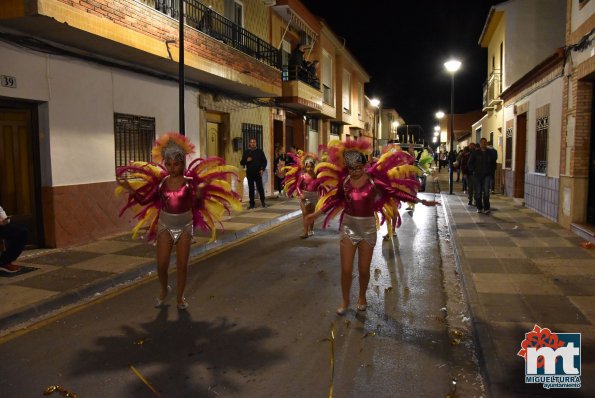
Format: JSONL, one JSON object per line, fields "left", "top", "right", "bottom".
{"left": 370, "top": 98, "right": 381, "bottom": 155}
{"left": 435, "top": 111, "right": 445, "bottom": 119}
{"left": 444, "top": 59, "right": 461, "bottom": 195}
{"left": 392, "top": 121, "right": 400, "bottom": 140}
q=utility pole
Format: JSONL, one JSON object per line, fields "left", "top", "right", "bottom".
{"left": 179, "top": 0, "right": 186, "bottom": 135}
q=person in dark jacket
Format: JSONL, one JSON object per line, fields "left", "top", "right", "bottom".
{"left": 241, "top": 138, "right": 268, "bottom": 209}
{"left": 463, "top": 142, "right": 477, "bottom": 205}
{"left": 274, "top": 146, "right": 291, "bottom": 197}
{"left": 468, "top": 138, "right": 497, "bottom": 214}
{"left": 460, "top": 146, "right": 471, "bottom": 194}
{"left": 0, "top": 205, "right": 27, "bottom": 274}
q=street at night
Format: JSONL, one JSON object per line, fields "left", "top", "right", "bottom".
{"left": 1, "top": 1, "right": 595, "bottom": 397}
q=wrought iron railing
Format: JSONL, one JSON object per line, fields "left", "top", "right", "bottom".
{"left": 282, "top": 64, "right": 320, "bottom": 89}
{"left": 482, "top": 69, "right": 502, "bottom": 108}
{"left": 144, "top": 0, "right": 280, "bottom": 69}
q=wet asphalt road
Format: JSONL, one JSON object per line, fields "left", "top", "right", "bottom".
{"left": 0, "top": 195, "right": 464, "bottom": 397}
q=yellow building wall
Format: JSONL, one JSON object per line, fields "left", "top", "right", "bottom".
{"left": 485, "top": 15, "right": 505, "bottom": 164}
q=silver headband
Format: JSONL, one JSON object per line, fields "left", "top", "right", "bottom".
{"left": 162, "top": 141, "right": 186, "bottom": 162}
{"left": 344, "top": 150, "right": 364, "bottom": 168}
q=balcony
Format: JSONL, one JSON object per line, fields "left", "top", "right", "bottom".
{"left": 482, "top": 69, "right": 503, "bottom": 111}
{"left": 147, "top": 0, "right": 280, "bottom": 69}
{"left": 278, "top": 64, "right": 322, "bottom": 111}
{"left": 0, "top": 0, "right": 282, "bottom": 97}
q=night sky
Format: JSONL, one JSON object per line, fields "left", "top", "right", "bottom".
{"left": 300, "top": 0, "right": 504, "bottom": 144}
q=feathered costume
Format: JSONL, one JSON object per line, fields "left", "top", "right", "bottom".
{"left": 116, "top": 132, "right": 241, "bottom": 243}
{"left": 282, "top": 151, "right": 320, "bottom": 214}
{"left": 417, "top": 149, "right": 434, "bottom": 175}
{"left": 281, "top": 151, "right": 319, "bottom": 197}
{"left": 315, "top": 140, "right": 423, "bottom": 239}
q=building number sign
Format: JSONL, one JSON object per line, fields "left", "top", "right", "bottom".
{"left": 1, "top": 75, "right": 17, "bottom": 88}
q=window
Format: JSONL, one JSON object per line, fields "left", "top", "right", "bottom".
{"left": 322, "top": 51, "right": 333, "bottom": 105}
{"left": 505, "top": 126, "right": 513, "bottom": 168}
{"left": 114, "top": 113, "right": 155, "bottom": 171}
{"left": 281, "top": 39, "right": 291, "bottom": 67}
{"left": 242, "top": 123, "right": 263, "bottom": 151}
{"left": 535, "top": 115, "right": 549, "bottom": 174}
{"left": 342, "top": 69, "right": 351, "bottom": 113}
{"left": 330, "top": 122, "right": 341, "bottom": 136}
{"left": 223, "top": 0, "right": 243, "bottom": 27}
{"left": 358, "top": 82, "right": 364, "bottom": 120}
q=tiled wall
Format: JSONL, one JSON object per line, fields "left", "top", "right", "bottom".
{"left": 524, "top": 173, "right": 559, "bottom": 221}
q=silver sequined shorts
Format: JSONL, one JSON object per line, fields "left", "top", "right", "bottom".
{"left": 158, "top": 210, "right": 193, "bottom": 243}
{"left": 341, "top": 214, "right": 377, "bottom": 247}
{"left": 302, "top": 190, "right": 318, "bottom": 212}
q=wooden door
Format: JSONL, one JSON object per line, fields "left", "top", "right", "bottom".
{"left": 206, "top": 122, "right": 219, "bottom": 157}
{"left": 513, "top": 113, "right": 527, "bottom": 199}
{"left": 0, "top": 108, "right": 41, "bottom": 246}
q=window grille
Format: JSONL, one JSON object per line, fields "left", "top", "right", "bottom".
{"left": 114, "top": 113, "right": 155, "bottom": 172}
{"left": 535, "top": 115, "right": 548, "bottom": 174}
{"left": 242, "top": 123, "right": 263, "bottom": 151}
{"left": 505, "top": 127, "right": 513, "bottom": 168}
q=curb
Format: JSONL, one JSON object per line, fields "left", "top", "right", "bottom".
{"left": 440, "top": 192, "right": 497, "bottom": 398}
{"left": 0, "top": 210, "right": 301, "bottom": 333}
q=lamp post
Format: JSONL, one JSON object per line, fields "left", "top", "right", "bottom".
{"left": 370, "top": 98, "right": 380, "bottom": 155}
{"left": 444, "top": 59, "right": 461, "bottom": 194}
{"left": 392, "top": 121, "right": 399, "bottom": 142}
{"left": 179, "top": 0, "right": 186, "bottom": 135}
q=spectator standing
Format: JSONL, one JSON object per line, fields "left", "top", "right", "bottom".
{"left": 455, "top": 149, "right": 463, "bottom": 182}
{"left": 0, "top": 205, "right": 27, "bottom": 273}
{"left": 466, "top": 142, "right": 477, "bottom": 205}
{"left": 460, "top": 146, "right": 471, "bottom": 194}
{"left": 241, "top": 138, "right": 268, "bottom": 209}
{"left": 468, "top": 138, "right": 497, "bottom": 214}
{"left": 274, "top": 147, "right": 290, "bottom": 197}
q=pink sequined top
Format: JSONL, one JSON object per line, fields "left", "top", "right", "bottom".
{"left": 133, "top": 177, "right": 196, "bottom": 214}
{"left": 160, "top": 180, "right": 195, "bottom": 214}
{"left": 344, "top": 177, "right": 376, "bottom": 217}
{"left": 297, "top": 173, "right": 319, "bottom": 196}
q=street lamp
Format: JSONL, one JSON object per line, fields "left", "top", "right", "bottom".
{"left": 392, "top": 121, "right": 399, "bottom": 140}
{"left": 370, "top": 98, "right": 380, "bottom": 155}
{"left": 444, "top": 59, "right": 461, "bottom": 194}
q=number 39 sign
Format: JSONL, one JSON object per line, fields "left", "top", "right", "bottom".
{"left": 1, "top": 75, "right": 17, "bottom": 88}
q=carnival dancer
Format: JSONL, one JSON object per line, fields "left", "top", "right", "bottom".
{"left": 116, "top": 132, "right": 241, "bottom": 310}
{"left": 307, "top": 140, "right": 439, "bottom": 315}
{"left": 283, "top": 151, "right": 321, "bottom": 238}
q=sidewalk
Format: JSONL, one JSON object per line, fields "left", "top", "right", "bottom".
{"left": 0, "top": 197, "right": 301, "bottom": 334}
{"left": 435, "top": 169, "right": 595, "bottom": 397}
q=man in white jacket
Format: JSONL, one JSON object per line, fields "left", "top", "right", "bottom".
{"left": 0, "top": 205, "right": 27, "bottom": 273}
